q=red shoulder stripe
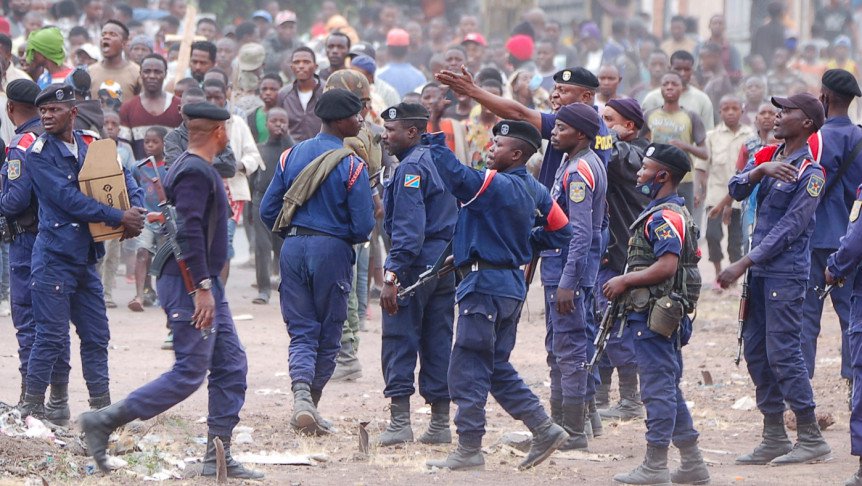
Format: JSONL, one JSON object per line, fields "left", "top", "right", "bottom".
{"left": 14, "top": 133, "right": 36, "bottom": 152}
{"left": 462, "top": 169, "right": 497, "bottom": 206}
{"left": 807, "top": 131, "right": 822, "bottom": 164}
{"left": 754, "top": 144, "right": 780, "bottom": 166}
{"left": 660, "top": 209, "right": 686, "bottom": 244}
{"left": 278, "top": 147, "right": 293, "bottom": 171}
{"left": 576, "top": 159, "right": 595, "bottom": 190}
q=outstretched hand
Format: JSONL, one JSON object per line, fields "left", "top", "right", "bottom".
{"left": 435, "top": 66, "right": 476, "bottom": 96}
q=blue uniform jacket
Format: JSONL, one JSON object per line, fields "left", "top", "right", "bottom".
{"left": 537, "top": 110, "right": 612, "bottom": 189}
{"left": 27, "top": 130, "right": 144, "bottom": 265}
{"left": 558, "top": 148, "right": 607, "bottom": 290}
{"left": 810, "top": 118, "right": 862, "bottom": 249}
{"left": 259, "top": 132, "right": 375, "bottom": 244}
{"left": 827, "top": 184, "right": 862, "bottom": 298}
{"left": 728, "top": 143, "right": 824, "bottom": 278}
{"left": 383, "top": 142, "right": 457, "bottom": 284}
{"left": 162, "top": 153, "right": 229, "bottom": 283}
{"left": 426, "top": 132, "right": 572, "bottom": 302}
{"left": 0, "top": 117, "right": 42, "bottom": 222}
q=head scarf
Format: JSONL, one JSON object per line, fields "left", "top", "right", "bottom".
{"left": 26, "top": 27, "right": 66, "bottom": 66}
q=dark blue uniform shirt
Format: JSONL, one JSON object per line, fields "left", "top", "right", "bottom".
{"left": 827, "top": 184, "right": 862, "bottom": 297}
{"left": 811, "top": 117, "right": 862, "bottom": 249}
{"left": 383, "top": 142, "right": 457, "bottom": 283}
{"left": 427, "top": 132, "right": 572, "bottom": 302}
{"left": 162, "top": 153, "right": 229, "bottom": 283}
{"left": 26, "top": 130, "right": 144, "bottom": 264}
{"left": 729, "top": 143, "right": 824, "bottom": 278}
{"left": 537, "top": 110, "right": 612, "bottom": 189}
{"left": 0, "top": 116, "right": 42, "bottom": 221}
{"left": 259, "top": 132, "right": 375, "bottom": 244}
{"left": 640, "top": 194, "right": 687, "bottom": 258}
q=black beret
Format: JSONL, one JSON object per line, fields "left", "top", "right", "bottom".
{"left": 34, "top": 83, "right": 75, "bottom": 106}
{"left": 381, "top": 102, "right": 429, "bottom": 121}
{"left": 552, "top": 67, "right": 599, "bottom": 89}
{"left": 181, "top": 101, "right": 230, "bottom": 121}
{"left": 315, "top": 88, "right": 362, "bottom": 121}
{"left": 7, "top": 79, "right": 40, "bottom": 105}
{"left": 556, "top": 103, "right": 600, "bottom": 139}
{"left": 822, "top": 68, "right": 862, "bottom": 97}
{"left": 492, "top": 119, "right": 542, "bottom": 150}
{"left": 645, "top": 143, "right": 691, "bottom": 174}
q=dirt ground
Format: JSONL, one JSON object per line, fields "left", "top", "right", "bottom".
{"left": 0, "top": 230, "right": 858, "bottom": 485}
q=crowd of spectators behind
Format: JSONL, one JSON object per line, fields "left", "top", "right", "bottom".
{"left": 0, "top": 0, "right": 855, "bottom": 321}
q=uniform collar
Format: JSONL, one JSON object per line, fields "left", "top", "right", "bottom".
{"left": 825, "top": 115, "right": 852, "bottom": 126}
{"left": 646, "top": 193, "right": 684, "bottom": 210}
{"left": 317, "top": 132, "right": 344, "bottom": 144}
{"left": 396, "top": 143, "right": 421, "bottom": 161}
{"left": 16, "top": 116, "right": 41, "bottom": 134}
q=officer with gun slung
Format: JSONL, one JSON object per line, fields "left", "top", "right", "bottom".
{"left": 1, "top": 79, "right": 71, "bottom": 423}
{"left": 80, "top": 102, "right": 262, "bottom": 480}
{"left": 20, "top": 84, "right": 146, "bottom": 419}
{"left": 377, "top": 102, "right": 458, "bottom": 447}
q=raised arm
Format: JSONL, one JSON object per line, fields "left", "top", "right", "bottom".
{"left": 436, "top": 66, "right": 542, "bottom": 130}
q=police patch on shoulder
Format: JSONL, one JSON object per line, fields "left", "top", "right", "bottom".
{"left": 654, "top": 222, "right": 673, "bottom": 240}
{"left": 807, "top": 174, "right": 824, "bottom": 198}
{"left": 851, "top": 200, "right": 862, "bottom": 223}
{"left": 404, "top": 174, "right": 421, "bottom": 188}
{"left": 569, "top": 181, "right": 586, "bottom": 202}
{"left": 7, "top": 159, "right": 20, "bottom": 180}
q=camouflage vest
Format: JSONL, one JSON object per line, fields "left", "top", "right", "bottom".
{"left": 626, "top": 202, "right": 701, "bottom": 313}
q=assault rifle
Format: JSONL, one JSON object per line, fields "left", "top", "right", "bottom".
{"left": 397, "top": 242, "right": 454, "bottom": 299}
{"left": 735, "top": 269, "right": 750, "bottom": 366}
{"left": 587, "top": 297, "right": 623, "bottom": 373}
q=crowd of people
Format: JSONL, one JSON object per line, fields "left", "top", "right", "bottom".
{"left": 3, "top": 0, "right": 862, "bottom": 484}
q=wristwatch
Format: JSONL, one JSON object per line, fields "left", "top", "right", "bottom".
{"left": 196, "top": 278, "right": 213, "bottom": 291}
{"left": 383, "top": 270, "right": 399, "bottom": 286}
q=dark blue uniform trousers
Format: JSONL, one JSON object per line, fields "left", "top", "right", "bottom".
{"left": 544, "top": 285, "right": 588, "bottom": 401}
{"left": 381, "top": 268, "right": 454, "bottom": 403}
{"left": 630, "top": 313, "right": 698, "bottom": 447}
{"left": 279, "top": 235, "right": 353, "bottom": 391}
{"left": 449, "top": 292, "right": 549, "bottom": 446}
{"left": 850, "top": 298, "right": 862, "bottom": 456}
{"left": 596, "top": 267, "right": 637, "bottom": 368}
{"left": 802, "top": 248, "right": 853, "bottom": 379}
{"left": 11, "top": 233, "right": 69, "bottom": 384}
{"left": 744, "top": 276, "right": 816, "bottom": 416}
{"left": 27, "top": 256, "right": 110, "bottom": 397}
{"left": 126, "top": 276, "right": 248, "bottom": 436}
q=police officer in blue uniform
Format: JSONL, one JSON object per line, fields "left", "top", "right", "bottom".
{"left": 436, "top": 66, "right": 613, "bottom": 183}
{"left": 260, "top": 88, "right": 375, "bottom": 436}
{"left": 801, "top": 69, "right": 862, "bottom": 383}
{"left": 377, "top": 102, "right": 458, "bottom": 446}
{"left": 1, "top": 79, "right": 72, "bottom": 421}
{"left": 424, "top": 120, "right": 572, "bottom": 471}
{"left": 826, "top": 186, "right": 862, "bottom": 486}
{"left": 542, "top": 103, "right": 607, "bottom": 451}
{"left": 603, "top": 143, "right": 709, "bottom": 485}
{"left": 595, "top": 98, "right": 649, "bottom": 421}
{"left": 20, "top": 84, "right": 146, "bottom": 418}
{"left": 720, "top": 93, "right": 832, "bottom": 465}
{"left": 80, "top": 102, "right": 262, "bottom": 479}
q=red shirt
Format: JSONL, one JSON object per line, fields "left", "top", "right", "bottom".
{"left": 119, "top": 94, "right": 183, "bottom": 160}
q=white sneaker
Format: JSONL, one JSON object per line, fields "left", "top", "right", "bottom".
{"left": 0, "top": 299, "right": 11, "bottom": 317}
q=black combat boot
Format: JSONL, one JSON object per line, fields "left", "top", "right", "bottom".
{"left": 89, "top": 393, "right": 111, "bottom": 410}
{"left": 201, "top": 433, "right": 265, "bottom": 479}
{"left": 588, "top": 398, "right": 603, "bottom": 437}
{"left": 597, "top": 366, "right": 613, "bottom": 408}
{"left": 845, "top": 457, "right": 862, "bottom": 486}
{"left": 671, "top": 441, "right": 710, "bottom": 485}
{"left": 426, "top": 437, "right": 484, "bottom": 471}
{"left": 735, "top": 416, "right": 792, "bottom": 465}
{"left": 79, "top": 400, "right": 136, "bottom": 472}
{"left": 550, "top": 398, "right": 563, "bottom": 426}
{"left": 614, "top": 444, "right": 672, "bottom": 485}
{"left": 378, "top": 396, "right": 413, "bottom": 446}
{"left": 18, "top": 392, "right": 46, "bottom": 419}
{"left": 558, "top": 400, "right": 588, "bottom": 451}
{"left": 310, "top": 388, "right": 335, "bottom": 433}
{"left": 291, "top": 383, "right": 328, "bottom": 436}
{"left": 44, "top": 383, "right": 70, "bottom": 426}
{"left": 600, "top": 366, "right": 644, "bottom": 421}
{"left": 519, "top": 419, "right": 568, "bottom": 470}
{"left": 419, "top": 400, "right": 451, "bottom": 444}
{"left": 770, "top": 420, "right": 832, "bottom": 465}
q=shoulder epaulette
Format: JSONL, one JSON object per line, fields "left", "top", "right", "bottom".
{"left": 30, "top": 134, "right": 47, "bottom": 154}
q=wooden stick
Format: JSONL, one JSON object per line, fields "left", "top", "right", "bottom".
{"left": 172, "top": 4, "right": 198, "bottom": 88}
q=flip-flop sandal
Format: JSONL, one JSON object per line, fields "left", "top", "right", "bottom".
{"left": 128, "top": 298, "right": 144, "bottom": 312}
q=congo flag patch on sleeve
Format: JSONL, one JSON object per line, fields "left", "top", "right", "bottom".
{"left": 404, "top": 174, "right": 421, "bottom": 188}
{"left": 807, "top": 174, "right": 824, "bottom": 198}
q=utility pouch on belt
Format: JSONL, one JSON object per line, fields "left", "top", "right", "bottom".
{"left": 627, "top": 287, "right": 651, "bottom": 312}
{"left": 648, "top": 295, "right": 684, "bottom": 338}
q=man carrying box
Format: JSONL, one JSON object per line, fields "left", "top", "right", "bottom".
{"left": 18, "top": 84, "right": 146, "bottom": 418}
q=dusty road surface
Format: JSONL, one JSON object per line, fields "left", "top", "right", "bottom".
{"left": 0, "top": 234, "right": 857, "bottom": 485}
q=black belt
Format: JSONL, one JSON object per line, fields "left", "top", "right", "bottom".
{"left": 285, "top": 226, "right": 333, "bottom": 238}
{"left": 457, "top": 261, "right": 518, "bottom": 279}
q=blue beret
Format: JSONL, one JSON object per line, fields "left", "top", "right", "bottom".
{"left": 182, "top": 102, "right": 230, "bottom": 121}
{"left": 35, "top": 83, "right": 75, "bottom": 106}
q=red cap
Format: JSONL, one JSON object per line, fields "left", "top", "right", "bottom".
{"left": 0, "top": 17, "right": 10, "bottom": 36}
{"left": 505, "top": 34, "right": 534, "bottom": 62}
{"left": 386, "top": 28, "right": 410, "bottom": 47}
{"left": 462, "top": 32, "right": 487, "bottom": 47}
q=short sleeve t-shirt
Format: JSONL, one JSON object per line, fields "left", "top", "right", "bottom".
{"left": 88, "top": 62, "right": 141, "bottom": 104}
{"left": 643, "top": 108, "right": 706, "bottom": 182}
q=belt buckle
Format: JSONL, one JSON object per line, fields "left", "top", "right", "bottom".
{"left": 471, "top": 261, "right": 479, "bottom": 272}
{"left": 288, "top": 227, "right": 297, "bottom": 236}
